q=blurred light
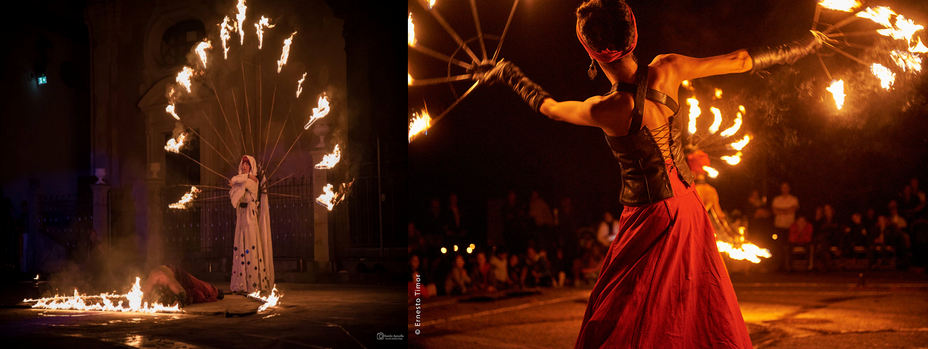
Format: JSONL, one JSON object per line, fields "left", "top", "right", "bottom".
{"left": 37, "top": 74, "right": 47, "bottom": 85}
{"left": 468, "top": 243, "right": 476, "bottom": 250}
{"left": 772, "top": 234, "right": 778, "bottom": 240}
{"left": 441, "top": 247, "right": 447, "bottom": 254}
{"left": 453, "top": 245, "right": 458, "bottom": 252}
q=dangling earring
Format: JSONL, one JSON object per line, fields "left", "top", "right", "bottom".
{"left": 588, "top": 59, "right": 598, "bottom": 81}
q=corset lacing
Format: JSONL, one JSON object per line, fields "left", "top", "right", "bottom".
{"left": 649, "top": 122, "right": 673, "bottom": 164}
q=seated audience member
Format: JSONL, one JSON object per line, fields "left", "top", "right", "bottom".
{"left": 409, "top": 254, "right": 437, "bottom": 299}
{"left": 522, "top": 247, "right": 552, "bottom": 288}
{"left": 842, "top": 213, "right": 869, "bottom": 257}
{"left": 508, "top": 253, "right": 525, "bottom": 289}
{"left": 786, "top": 216, "right": 814, "bottom": 270}
{"left": 469, "top": 251, "right": 494, "bottom": 292}
{"left": 549, "top": 247, "right": 567, "bottom": 287}
{"left": 142, "top": 265, "right": 223, "bottom": 307}
{"left": 489, "top": 250, "right": 512, "bottom": 289}
{"left": 444, "top": 254, "right": 471, "bottom": 295}
{"left": 869, "top": 215, "right": 901, "bottom": 268}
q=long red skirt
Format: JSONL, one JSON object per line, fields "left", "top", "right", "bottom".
{"left": 574, "top": 166, "right": 752, "bottom": 348}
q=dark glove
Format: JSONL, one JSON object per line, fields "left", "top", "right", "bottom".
{"left": 747, "top": 30, "right": 826, "bottom": 73}
{"left": 481, "top": 61, "right": 551, "bottom": 112}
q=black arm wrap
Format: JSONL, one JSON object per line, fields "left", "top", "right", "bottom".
{"left": 747, "top": 31, "right": 824, "bottom": 73}
{"left": 484, "top": 61, "right": 551, "bottom": 112}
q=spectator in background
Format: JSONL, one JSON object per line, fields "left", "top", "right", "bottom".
{"left": 408, "top": 222, "right": 427, "bottom": 256}
{"left": 863, "top": 208, "right": 878, "bottom": 230}
{"left": 869, "top": 216, "right": 900, "bottom": 268}
{"left": 529, "top": 191, "right": 554, "bottom": 227}
{"left": 508, "top": 253, "right": 525, "bottom": 289}
{"left": 815, "top": 204, "right": 841, "bottom": 270}
{"left": 556, "top": 197, "right": 580, "bottom": 275}
{"left": 908, "top": 178, "right": 927, "bottom": 220}
{"left": 550, "top": 247, "right": 567, "bottom": 287}
{"left": 470, "top": 251, "right": 494, "bottom": 292}
{"left": 489, "top": 250, "right": 512, "bottom": 289}
{"left": 522, "top": 247, "right": 552, "bottom": 288}
{"left": 597, "top": 211, "right": 618, "bottom": 248}
{"left": 888, "top": 200, "right": 908, "bottom": 231}
{"left": 843, "top": 213, "right": 869, "bottom": 258}
{"left": 773, "top": 182, "right": 799, "bottom": 236}
{"left": 444, "top": 254, "right": 471, "bottom": 295}
{"left": 409, "top": 254, "right": 437, "bottom": 300}
{"left": 787, "top": 216, "right": 814, "bottom": 270}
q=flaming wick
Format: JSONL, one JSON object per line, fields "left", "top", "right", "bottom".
{"left": 314, "top": 144, "right": 341, "bottom": 169}
{"left": 277, "top": 32, "right": 297, "bottom": 73}
{"left": 296, "top": 72, "right": 307, "bottom": 98}
{"left": 236, "top": 0, "right": 247, "bottom": 45}
{"left": 255, "top": 16, "right": 275, "bottom": 50}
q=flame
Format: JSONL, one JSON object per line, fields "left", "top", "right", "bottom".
{"left": 23, "top": 277, "right": 182, "bottom": 313}
{"left": 235, "top": 0, "right": 247, "bottom": 45}
{"left": 255, "top": 16, "right": 275, "bottom": 50}
{"left": 703, "top": 166, "right": 719, "bottom": 178}
{"left": 720, "top": 152, "right": 742, "bottom": 165}
{"left": 716, "top": 241, "right": 771, "bottom": 263}
{"left": 891, "top": 50, "right": 922, "bottom": 72}
{"left": 730, "top": 135, "right": 751, "bottom": 151}
{"left": 303, "top": 94, "right": 331, "bottom": 129}
{"left": 194, "top": 40, "right": 211, "bottom": 69}
{"left": 870, "top": 63, "right": 895, "bottom": 90}
{"left": 818, "top": 0, "right": 860, "bottom": 12}
{"left": 719, "top": 109, "right": 743, "bottom": 137}
{"left": 166, "top": 104, "right": 180, "bottom": 120}
{"left": 429, "top": 0, "right": 436, "bottom": 9}
{"left": 857, "top": 7, "right": 927, "bottom": 52}
{"left": 408, "top": 110, "right": 432, "bottom": 142}
{"left": 714, "top": 88, "right": 723, "bottom": 99}
{"left": 686, "top": 98, "right": 700, "bottom": 134}
{"left": 314, "top": 144, "right": 341, "bottom": 169}
{"left": 315, "top": 180, "right": 353, "bottom": 211}
{"left": 164, "top": 133, "right": 187, "bottom": 153}
{"left": 220, "top": 16, "right": 234, "bottom": 59}
{"left": 827, "top": 79, "right": 845, "bottom": 109}
{"left": 708, "top": 107, "right": 722, "bottom": 134}
{"left": 176, "top": 66, "right": 195, "bottom": 93}
{"left": 681, "top": 80, "right": 694, "bottom": 91}
{"left": 408, "top": 13, "right": 416, "bottom": 47}
{"left": 34, "top": 274, "right": 39, "bottom": 281}
{"left": 296, "top": 72, "right": 307, "bottom": 98}
{"left": 169, "top": 187, "right": 201, "bottom": 209}
{"left": 408, "top": 73, "right": 413, "bottom": 86}
{"left": 247, "top": 286, "right": 281, "bottom": 312}
{"left": 277, "top": 32, "right": 296, "bottom": 73}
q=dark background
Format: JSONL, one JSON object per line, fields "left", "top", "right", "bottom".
{"left": 409, "top": 0, "right": 928, "bottom": 235}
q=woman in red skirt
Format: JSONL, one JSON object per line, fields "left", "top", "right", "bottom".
{"left": 482, "top": 0, "right": 827, "bottom": 347}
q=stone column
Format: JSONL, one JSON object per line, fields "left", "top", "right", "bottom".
{"left": 91, "top": 184, "right": 111, "bottom": 246}
{"left": 145, "top": 163, "right": 165, "bottom": 269}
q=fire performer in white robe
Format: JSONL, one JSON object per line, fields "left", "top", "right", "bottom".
{"left": 229, "top": 155, "right": 275, "bottom": 293}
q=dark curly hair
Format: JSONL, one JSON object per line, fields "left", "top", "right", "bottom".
{"left": 576, "top": 0, "right": 635, "bottom": 54}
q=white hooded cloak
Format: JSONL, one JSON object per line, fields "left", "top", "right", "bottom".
{"left": 229, "top": 155, "right": 275, "bottom": 292}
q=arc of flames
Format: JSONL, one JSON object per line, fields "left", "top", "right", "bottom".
{"left": 720, "top": 152, "right": 742, "bottom": 165}
{"left": 827, "top": 79, "right": 845, "bottom": 109}
{"left": 277, "top": 32, "right": 296, "bottom": 73}
{"left": 304, "top": 94, "right": 330, "bottom": 130}
{"left": 408, "top": 13, "right": 416, "bottom": 47}
{"left": 708, "top": 107, "right": 722, "bottom": 134}
{"left": 408, "top": 110, "right": 432, "bottom": 142}
{"left": 176, "top": 66, "right": 195, "bottom": 93}
{"left": 194, "top": 41, "right": 211, "bottom": 69}
{"left": 730, "top": 135, "right": 750, "bottom": 151}
{"left": 166, "top": 104, "right": 179, "bottom": 120}
{"left": 236, "top": 0, "right": 247, "bottom": 45}
{"left": 429, "top": 0, "right": 436, "bottom": 10}
{"left": 316, "top": 181, "right": 353, "bottom": 211}
{"left": 23, "top": 277, "right": 182, "bottom": 313}
{"left": 703, "top": 166, "right": 719, "bottom": 178}
{"left": 248, "top": 286, "right": 281, "bottom": 313}
{"left": 818, "top": 0, "right": 860, "bottom": 12}
{"left": 296, "top": 72, "right": 306, "bottom": 98}
{"left": 220, "top": 16, "right": 234, "bottom": 59}
{"left": 719, "top": 107, "right": 744, "bottom": 137}
{"left": 314, "top": 144, "right": 341, "bottom": 169}
{"left": 870, "top": 63, "right": 895, "bottom": 90}
{"left": 255, "top": 16, "right": 275, "bottom": 49}
{"left": 857, "top": 6, "right": 927, "bottom": 53}
{"left": 165, "top": 133, "right": 187, "bottom": 153}
{"left": 686, "top": 98, "right": 700, "bottom": 134}
{"left": 169, "top": 187, "right": 201, "bottom": 209}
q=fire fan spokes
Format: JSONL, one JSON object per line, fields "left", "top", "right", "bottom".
{"left": 810, "top": 0, "right": 927, "bottom": 111}
{"left": 162, "top": 0, "right": 352, "bottom": 212}
{"left": 408, "top": 0, "right": 523, "bottom": 142}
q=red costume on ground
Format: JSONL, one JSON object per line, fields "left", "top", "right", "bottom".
{"left": 165, "top": 264, "right": 221, "bottom": 304}
{"left": 574, "top": 164, "right": 752, "bottom": 348}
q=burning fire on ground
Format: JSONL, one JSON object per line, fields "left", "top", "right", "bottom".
{"left": 23, "top": 277, "right": 183, "bottom": 313}
{"left": 247, "top": 286, "right": 281, "bottom": 313}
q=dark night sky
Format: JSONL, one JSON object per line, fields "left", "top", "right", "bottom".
{"left": 409, "top": 0, "right": 928, "bottom": 229}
